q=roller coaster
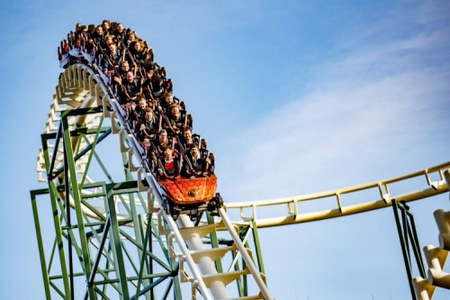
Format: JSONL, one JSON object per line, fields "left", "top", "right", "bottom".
{"left": 31, "top": 21, "right": 450, "bottom": 299}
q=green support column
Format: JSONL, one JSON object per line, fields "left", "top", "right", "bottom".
{"left": 61, "top": 111, "right": 95, "bottom": 298}
{"left": 250, "top": 220, "right": 266, "bottom": 275}
{"left": 35, "top": 105, "right": 183, "bottom": 299}
{"left": 122, "top": 152, "right": 152, "bottom": 299}
{"left": 41, "top": 134, "right": 72, "bottom": 299}
{"left": 106, "top": 189, "right": 130, "bottom": 299}
{"left": 207, "top": 213, "right": 223, "bottom": 273}
{"left": 31, "top": 190, "right": 52, "bottom": 300}
{"left": 134, "top": 213, "right": 153, "bottom": 299}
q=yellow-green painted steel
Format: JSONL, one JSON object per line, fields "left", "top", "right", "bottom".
{"left": 225, "top": 163, "right": 450, "bottom": 228}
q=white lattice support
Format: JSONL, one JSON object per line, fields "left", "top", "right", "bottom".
{"left": 412, "top": 276, "right": 436, "bottom": 300}
{"left": 424, "top": 245, "right": 450, "bottom": 289}
{"left": 434, "top": 209, "right": 450, "bottom": 250}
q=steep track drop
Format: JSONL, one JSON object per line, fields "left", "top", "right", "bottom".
{"left": 35, "top": 22, "right": 272, "bottom": 299}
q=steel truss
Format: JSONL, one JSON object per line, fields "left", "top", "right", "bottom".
{"left": 31, "top": 104, "right": 269, "bottom": 299}
{"left": 31, "top": 106, "right": 183, "bottom": 299}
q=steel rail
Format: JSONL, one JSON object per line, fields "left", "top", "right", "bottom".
{"left": 225, "top": 163, "right": 450, "bottom": 228}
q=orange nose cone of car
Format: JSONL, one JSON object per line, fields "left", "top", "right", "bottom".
{"left": 161, "top": 175, "right": 217, "bottom": 205}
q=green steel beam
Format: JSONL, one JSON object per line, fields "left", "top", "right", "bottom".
{"left": 162, "top": 279, "right": 174, "bottom": 299}
{"left": 117, "top": 228, "right": 172, "bottom": 271}
{"left": 50, "top": 127, "right": 112, "bottom": 180}
{"left": 63, "top": 145, "right": 75, "bottom": 300}
{"left": 91, "top": 272, "right": 177, "bottom": 283}
{"left": 61, "top": 111, "right": 94, "bottom": 298}
{"left": 47, "top": 123, "right": 63, "bottom": 179}
{"left": 250, "top": 220, "right": 266, "bottom": 275}
{"left": 131, "top": 276, "right": 172, "bottom": 300}
{"left": 41, "top": 133, "right": 71, "bottom": 299}
{"left": 49, "top": 281, "right": 66, "bottom": 298}
{"left": 122, "top": 151, "right": 152, "bottom": 299}
{"left": 134, "top": 213, "right": 153, "bottom": 299}
{"left": 42, "top": 126, "right": 111, "bottom": 140}
{"left": 53, "top": 183, "right": 101, "bottom": 299}
{"left": 35, "top": 104, "right": 181, "bottom": 299}
{"left": 30, "top": 191, "right": 52, "bottom": 300}
{"left": 85, "top": 218, "right": 111, "bottom": 300}
{"left": 231, "top": 251, "right": 244, "bottom": 297}
{"left": 207, "top": 212, "right": 223, "bottom": 273}
{"left": 106, "top": 190, "right": 130, "bottom": 299}
{"left": 90, "top": 146, "right": 114, "bottom": 183}
{"left": 30, "top": 188, "right": 50, "bottom": 195}
{"left": 38, "top": 180, "right": 139, "bottom": 195}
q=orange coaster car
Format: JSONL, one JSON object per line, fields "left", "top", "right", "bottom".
{"left": 160, "top": 175, "right": 217, "bottom": 205}
{"left": 159, "top": 175, "right": 222, "bottom": 221}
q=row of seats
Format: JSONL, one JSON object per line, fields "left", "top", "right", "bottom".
{"left": 59, "top": 20, "right": 215, "bottom": 180}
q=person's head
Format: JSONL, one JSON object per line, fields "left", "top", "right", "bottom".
{"left": 116, "top": 23, "right": 124, "bottom": 33}
{"left": 190, "top": 145, "right": 199, "bottom": 157}
{"left": 108, "top": 43, "right": 116, "bottom": 54}
{"left": 165, "top": 79, "right": 173, "bottom": 89}
{"left": 159, "top": 67, "right": 166, "bottom": 77}
{"left": 163, "top": 147, "right": 173, "bottom": 159}
{"left": 76, "top": 23, "right": 84, "bottom": 33}
{"left": 95, "top": 25, "right": 103, "bottom": 35}
{"left": 104, "top": 35, "right": 115, "bottom": 47}
{"left": 159, "top": 130, "right": 168, "bottom": 143}
{"left": 183, "top": 128, "right": 192, "bottom": 141}
{"left": 144, "top": 108, "right": 154, "bottom": 121}
{"left": 144, "top": 58, "right": 154, "bottom": 70}
{"left": 127, "top": 31, "right": 136, "bottom": 42}
{"left": 125, "top": 71, "right": 134, "bottom": 83}
{"left": 120, "top": 60, "right": 130, "bottom": 72}
{"left": 170, "top": 104, "right": 180, "bottom": 117}
{"left": 133, "top": 41, "right": 141, "bottom": 52}
{"left": 102, "top": 20, "right": 111, "bottom": 31}
{"left": 163, "top": 93, "right": 173, "bottom": 106}
{"left": 138, "top": 97, "right": 147, "bottom": 110}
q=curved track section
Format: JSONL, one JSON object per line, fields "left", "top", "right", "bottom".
{"left": 225, "top": 162, "right": 450, "bottom": 228}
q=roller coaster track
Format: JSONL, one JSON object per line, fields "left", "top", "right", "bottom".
{"left": 31, "top": 26, "right": 450, "bottom": 300}
{"left": 225, "top": 161, "right": 450, "bottom": 228}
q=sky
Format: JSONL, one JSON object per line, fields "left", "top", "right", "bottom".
{"left": 0, "top": 0, "right": 449, "bottom": 299}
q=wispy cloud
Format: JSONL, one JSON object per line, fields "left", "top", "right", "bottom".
{"left": 222, "top": 3, "right": 450, "bottom": 202}
{"left": 217, "top": 5, "right": 450, "bottom": 298}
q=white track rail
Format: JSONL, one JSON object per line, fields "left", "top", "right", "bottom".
{"left": 225, "top": 163, "right": 450, "bottom": 228}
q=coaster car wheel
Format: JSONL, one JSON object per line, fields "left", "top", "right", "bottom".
{"left": 207, "top": 193, "right": 223, "bottom": 216}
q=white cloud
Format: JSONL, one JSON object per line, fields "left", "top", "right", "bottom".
{"left": 221, "top": 11, "right": 450, "bottom": 202}
{"left": 223, "top": 64, "right": 450, "bottom": 296}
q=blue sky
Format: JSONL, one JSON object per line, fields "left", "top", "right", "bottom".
{"left": 0, "top": 1, "right": 449, "bottom": 299}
